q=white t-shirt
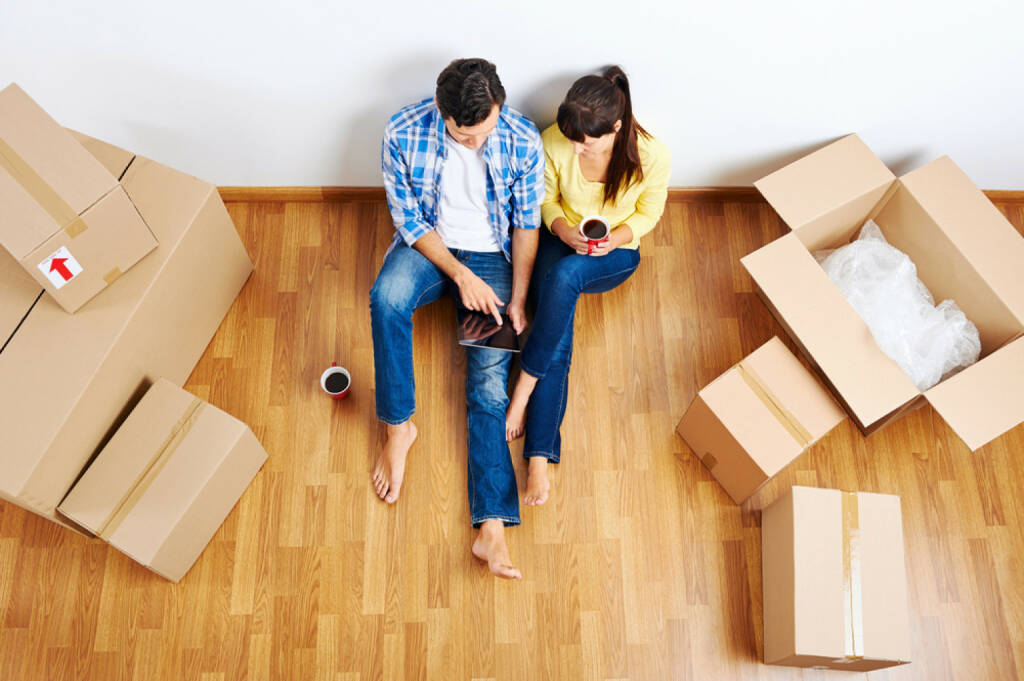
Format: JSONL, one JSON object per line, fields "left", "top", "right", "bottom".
{"left": 435, "top": 135, "right": 501, "bottom": 252}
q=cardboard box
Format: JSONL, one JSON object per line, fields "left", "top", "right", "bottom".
{"left": 742, "top": 134, "right": 1024, "bottom": 451}
{"left": 761, "top": 486, "right": 911, "bottom": 671}
{"left": 676, "top": 337, "right": 845, "bottom": 508}
{"left": 0, "top": 133, "right": 253, "bottom": 528}
{"left": 58, "top": 379, "right": 267, "bottom": 582}
{"left": 0, "top": 83, "right": 157, "bottom": 312}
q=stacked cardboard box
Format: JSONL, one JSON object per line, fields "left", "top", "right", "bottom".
{"left": 0, "top": 84, "right": 157, "bottom": 312}
{"left": 742, "top": 134, "right": 1024, "bottom": 451}
{"left": 676, "top": 337, "right": 846, "bottom": 508}
{"left": 761, "top": 486, "right": 911, "bottom": 671}
{"left": 58, "top": 379, "right": 267, "bottom": 582}
{"left": 0, "top": 88, "right": 255, "bottom": 529}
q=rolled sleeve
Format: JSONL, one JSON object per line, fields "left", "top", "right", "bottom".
{"left": 381, "top": 129, "right": 433, "bottom": 245}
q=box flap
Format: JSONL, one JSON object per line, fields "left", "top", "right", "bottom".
{"left": 742, "top": 233, "right": 920, "bottom": 429}
{"left": 0, "top": 247, "right": 42, "bottom": 349}
{"left": 22, "top": 185, "right": 158, "bottom": 313}
{"left": 66, "top": 128, "right": 136, "bottom": 179}
{"left": 924, "top": 336, "right": 1024, "bottom": 451}
{"left": 789, "top": 487, "right": 846, "bottom": 658}
{"left": 740, "top": 337, "right": 846, "bottom": 443}
{"left": 858, "top": 491, "right": 911, "bottom": 663}
{"left": 57, "top": 379, "right": 197, "bottom": 533}
{"left": 754, "top": 135, "right": 895, "bottom": 232}
{"left": 898, "top": 155, "right": 1024, "bottom": 324}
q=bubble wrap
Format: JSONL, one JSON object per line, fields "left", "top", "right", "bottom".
{"left": 814, "top": 220, "right": 981, "bottom": 391}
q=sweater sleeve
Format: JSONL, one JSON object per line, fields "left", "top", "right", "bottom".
{"left": 540, "top": 142, "right": 567, "bottom": 230}
{"left": 619, "top": 141, "right": 671, "bottom": 241}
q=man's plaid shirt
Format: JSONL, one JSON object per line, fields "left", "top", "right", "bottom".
{"left": 381, "top": 98, "right": 544, "bottom": 261}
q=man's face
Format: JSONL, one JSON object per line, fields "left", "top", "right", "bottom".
{"left": 442, "top": 104, "right": 501, "bottom": 150}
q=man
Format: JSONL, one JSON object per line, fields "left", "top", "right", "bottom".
{"left": 369, "top": 58, "right": 543, "bottom": 579}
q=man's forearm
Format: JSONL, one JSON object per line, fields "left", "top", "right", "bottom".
{"left": 412, "top": 230, "right": 469, "bottom": 283}
{"left": 510, "top": 227, "right": 539, "bottom": 303}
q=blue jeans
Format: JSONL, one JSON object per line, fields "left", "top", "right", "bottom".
{"left": 369, "top": 243, "right": 519, "bottom": 527}
{"left": 519, "top": 228, "right": 641, "bottom": 462}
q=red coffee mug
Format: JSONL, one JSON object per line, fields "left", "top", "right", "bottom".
{"left": 579, "top": 215, "right": 610, "bottom": 254}
{"left": 321, "top": 362, "right": 351, "bottom": 400}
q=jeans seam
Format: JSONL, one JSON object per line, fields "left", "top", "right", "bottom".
{"left": 577, "top": 262, "right": 641, "bottom": 292}
{"left": 472, "top": 514, "right": 521, "bottom": 527}
{"left": 412, "top": 278, "right": 446, "bottom": 309}
{"left": 377, "top": 410, "right": 414, "bottom": 426}
{"left": 524, "top": 450, "right": 559, "bottom": 463}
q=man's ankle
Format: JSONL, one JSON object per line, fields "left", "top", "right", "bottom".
{"left": 479, "top": 519, "right": 504, "bottom": 536}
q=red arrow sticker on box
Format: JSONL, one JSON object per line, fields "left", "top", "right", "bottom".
{"left": 38, "top": 246, "right": 83, "bottom": 290}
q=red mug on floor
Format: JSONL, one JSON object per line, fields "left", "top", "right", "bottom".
{"left": 321, "top": 362, "right": 351, "bottom": 400}
{"left": 579, "top": 215, "right": 610, "bottom": 254}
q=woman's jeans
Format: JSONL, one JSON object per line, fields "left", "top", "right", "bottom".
{"left": 519, "top": 228, "right": 641, "bottom": 462}
{"left": 369, "top": 243, "right": 519, "bottom": 527}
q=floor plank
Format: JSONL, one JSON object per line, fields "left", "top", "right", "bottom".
{"left": 1, "top": 197, "right": 1022, "bottom": 680}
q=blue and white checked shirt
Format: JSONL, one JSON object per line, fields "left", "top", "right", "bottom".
{"left": 381, "top": 98, "right": 544, "bottom": 262}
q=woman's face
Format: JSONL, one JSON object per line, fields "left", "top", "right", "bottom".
{"left": 570, "top": 120, "right": 622, "bottom": 158}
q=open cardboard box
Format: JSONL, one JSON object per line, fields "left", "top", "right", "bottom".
{"left": 742, "top": 134, "right": 1024, "bottom": 451}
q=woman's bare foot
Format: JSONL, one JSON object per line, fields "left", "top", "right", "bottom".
{"left": 371, "top": 421, "right": 418, "bottom": 504}
{"left": 471, "top": 520, "right": 522, "bottom": 580}
{"left": 505, "top": 372, "right": 538, "bottom": 441}
{"left": 523, "top": 456, "right": 551, "bottom": 506}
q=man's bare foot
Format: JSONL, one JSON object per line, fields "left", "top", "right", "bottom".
{"left": 371, "top": 421, "right": 418, "bottom": 504}
{"left": 505, "top": 372, "right": 538, "bottom": 441}
{"left": 471, "top": 519, "right": 522, "bottom": 580}
{"left": 523, "top": 456, "right": 551, "bottom": 506}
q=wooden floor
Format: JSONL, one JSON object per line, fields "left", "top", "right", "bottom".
{"left": 2, "top": 196, "right": 1023, "bottom": 681}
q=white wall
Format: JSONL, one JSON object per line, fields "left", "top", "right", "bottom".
{"left": 2, "top": 0, "right": 1022, "bottom": 188}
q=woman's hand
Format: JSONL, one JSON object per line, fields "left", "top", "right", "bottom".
{"left": 551, "top": 218, "right": 591, "bottom": 255}
{"left": 587, "top": 224, "right": 633, "bottom": 257}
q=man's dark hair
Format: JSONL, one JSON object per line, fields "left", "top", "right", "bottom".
{"left": 435, "top": 58, "right": 506, "bottom": 127}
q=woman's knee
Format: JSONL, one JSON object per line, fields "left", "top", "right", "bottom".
{"left": 546, "top": 256, "right": 588, "bottom": 293}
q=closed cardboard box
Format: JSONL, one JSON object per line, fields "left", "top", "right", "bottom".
{"left": 762, "top": 486, "right": 911, "bottom": 672}
{"left": 0, "top": 133, "right": 253, "bottom": 527}
{"left": 58, "top": 379, "right": 267, "bottom": 582}
{"left": 676, "top": 337, "right": 845, "bottom": 508}
{"left": 742, "top": 134, "right": 1024, "bottom": 451}
{"left": 0, "top": 83, "right": 157, "bottom": 312}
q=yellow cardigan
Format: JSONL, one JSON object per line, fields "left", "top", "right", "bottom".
{"left": 540, "top": 124, "right": 671, "bottom": 250}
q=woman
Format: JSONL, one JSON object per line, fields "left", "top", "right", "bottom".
{"left": 505, "top": 66, "right": 670, "bottom": 505}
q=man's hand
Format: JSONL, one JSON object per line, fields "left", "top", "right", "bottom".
{"left": 506, "top": 297, "right": 527, "bottom": 335}
{"left": 454, "top": 268, "right": 504, "bottom": 325}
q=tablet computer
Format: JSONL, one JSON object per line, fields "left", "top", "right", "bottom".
{"left": 456, "top": 309, "right": 521, "bottom": 353}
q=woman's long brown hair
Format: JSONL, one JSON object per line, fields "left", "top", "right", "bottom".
{"left": 556, "top": 65, "right": 649, "bottom": 205}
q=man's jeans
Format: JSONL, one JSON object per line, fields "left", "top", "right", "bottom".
{"left": 519, "top": 228, "right": 641, "bottom": 462}
{"left": 369, "top": 243, "right": 519, "bottom": 527}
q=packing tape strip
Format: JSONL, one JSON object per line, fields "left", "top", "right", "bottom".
{"left": 0, "top": 135, "right": 80, "bottom": 231}
{"left": 103, "top": 267, "right": 122, "bottom": 285}
{"left": 841, "top": 491, "right": 865, "bottom": 660}
{"left": 64, "top": 218, "right": 88, "bottom": 239}
{"left": 97, "top": 397, "right": 206, "bottom": 540}
{"left": 735, "top": 362, "right": 814, "bottom": 448}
